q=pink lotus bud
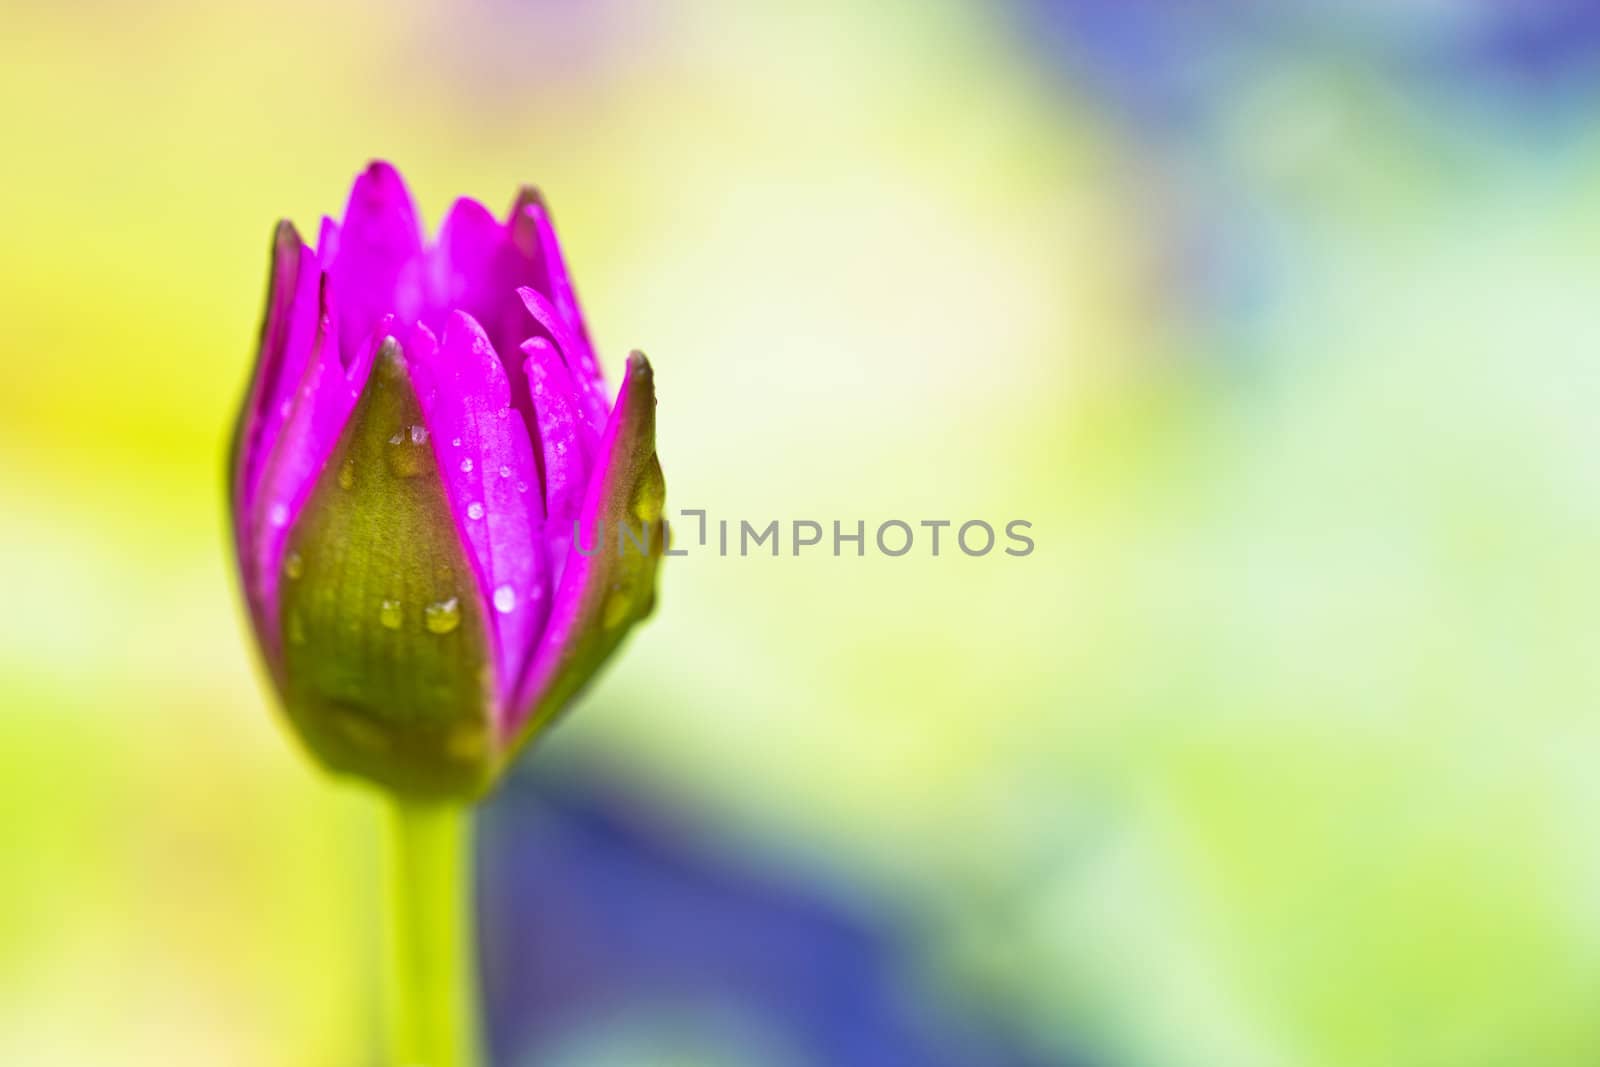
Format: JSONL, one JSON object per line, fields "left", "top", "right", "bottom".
{"left": 229, "top": 162, "right": 664, "bottom": 800}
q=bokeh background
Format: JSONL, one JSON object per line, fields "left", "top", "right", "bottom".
{"left": 4, "top": 1, "right": 1599, "bottom": 1064}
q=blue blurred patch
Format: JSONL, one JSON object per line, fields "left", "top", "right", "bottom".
{"left": 1007, "top": 0, "right": 1600, "bottom": 124}
{"left": 476, "top": 766, "right": 1083, "bottom": 1067}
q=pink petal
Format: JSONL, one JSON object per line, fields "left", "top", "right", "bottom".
{"left": 507, "top": 352, "right": 663, "bottom": 743}
{"left": 246, "top": 280, "right": 382, "bottom": 673}
{"left": 315, "top": 215, "right": 340, "bottom": 265}
{"left": 330, "top": 161, "right": 422, "bottom": 366}
{"left": 235, "top": 222, "right": 321, "bottom": 528}
{"left": 410, "top": 311, "right": 549, "bottom": 711}
{"left": 521, "top": 336, "right": 596, "bottom": 578}
{"left": 509, "top": 190, "right": 608, "bottom": 405}
{"left": 516, "top": 285, "right": 610, "bottom": 429}
{"left": 404, "top": 196, "right": 501, "bottom": 337}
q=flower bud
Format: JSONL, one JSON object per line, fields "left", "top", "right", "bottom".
{"left": 229, "top": 163, "right": 664, "bottom": 800}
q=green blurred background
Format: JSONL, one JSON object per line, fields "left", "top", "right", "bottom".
{"left": 4, "top": 1, "right": 1599, "bottom": 1064}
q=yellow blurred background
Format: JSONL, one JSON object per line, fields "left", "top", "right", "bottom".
{"left": 4, "top": 1, "right": 1600, "bottom": 1064}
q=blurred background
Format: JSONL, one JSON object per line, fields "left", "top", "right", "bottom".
{"left": 3, "top": 0, "right": 1600, "bottom": 1064}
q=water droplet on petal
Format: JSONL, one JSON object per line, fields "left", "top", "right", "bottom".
{"left": 410, "top": 424, "right": 430, "bottom": 445}
{"left": 283, "top": 552, "right": 304, "bottom": 579}
{"left": 269, "top": 503, "right": 290, "bottom": 528}
{"left": 516, "top": 481, "right": 528, "bottom": 494}
{"left": 424, "top": 597, "right": 461, "bottom": 634}
{"left": 379, "top": 599, "right": 403, "bottom": 629}
{"left": 493, "top": 584, "right": 517, "bottom": 614}
{"left": 451, "top": 437, "right": 462, "bottom": 448}
{"left": 460, "top": 458, "right": 474, "bottom": 474}
{"left": 467, "top": 502, "right": 485, "bottom": 521}
{"left": 499, "top": 465, "right": 512, "bottom": 479}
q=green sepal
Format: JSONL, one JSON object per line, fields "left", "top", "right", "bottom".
{"left": 279, "top": 340, "right": 496, "bottom": 800}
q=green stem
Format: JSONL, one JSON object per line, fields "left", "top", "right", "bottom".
{"left": 386, "top": 800, "right": 480, "bottom": 1067}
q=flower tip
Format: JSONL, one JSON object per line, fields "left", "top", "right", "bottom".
{"left": 344, "top": 161, "right": 419, "bottom": 228}
{"left": 375, "top": 333, "right": 404, "bottom": 368}
{"left": 442, "top": 308, "right": 494, "bottom": 353}
{"left": 622, "top": 351, "right": 655, "bottom": 396}
{"left": 362, "top": 158, "right": 401, "bottom": 183}
{"left": 511, "top": 184, "right": 546, "bottom": 215}
{"left": 272, "top": 218, "right": 301, "bottom": 249}
{"left": 514, "top": 285, "right": 542, "bottom": 313}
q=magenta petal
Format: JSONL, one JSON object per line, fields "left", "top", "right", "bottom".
{"left": 232, "top": 223, "right": 320, "bottom": 660}
{"left": 246, "top": 282, "right": 381, "bottom": 674}
{"left": 516, "top": 285, "right": 610, "bottom": 429}
{"left": 331, "top": 161, "right": 422, "bottom": 365}
{"left": 234, "top": 223, "right": 320, "bottom": 525}
{"left": 315, "top": 215, "right": 340, "bottom": 265}
{"left": 401, "top": 196, "right": 499, "bottom": 341}
{"left": 412, "top": 312, "right": 549, "bottom": 710}
{"left": 508, "top": 189, "right": 603, "bottom": 386}
{"left": 521, "top": 337, "right": 595, "bottom": 574}
{"left": 507, "top": 352, "right": 663, "bottom": 745}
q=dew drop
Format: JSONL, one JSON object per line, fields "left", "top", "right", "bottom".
{"left": 283, "top": 552, "right": 304, "bottom": 580}
{"left": 499, "top": 465, "right": 512, "bottom": 479}
{"left": 516, "top": 481, "right": 528, "bottom": 494}
{"left": 451, "top": 437, "right": 462, "bottom": 448}
{"left": 410, "top": 424, "right": 430, "bottom": 445}
{"left": 388, "top": 431, "right": 405, "bottom": 446}
{"left": 379, "top": 599, "right": 403, "bottom": 630}
{"left": 269, "top": 502, "right": 290, "bottom": 528}
{"left": 424, "top": 597, "right": 461, "bottom": 634}
{"left": 460, "top": 458, "right": 474, "bottom": 474}
{"left": 493, "top": 584, "right": 517, "bottom": 614}
{"left": 467, "top": 502, "right": 485, "bottom": 521}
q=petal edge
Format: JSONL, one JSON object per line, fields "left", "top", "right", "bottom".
{"left": 505, "top": 351, "right": 664, "bottom": 752}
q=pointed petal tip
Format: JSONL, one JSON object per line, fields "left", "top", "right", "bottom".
{"left": 442, "top": 194, "right": 498, "bottom": 231}
{"left": 343, "top": 160, "right": 420, "bottom": 226}
{"left": 273, "top": 218, "right": 302, "bottom": 247}
{"left": 361, "top": 159, "right": 402, "bottom": 184}
{"left": 442, "top": 307, "right": 494, "bottom": 351}
{"left": 375, "top": 333, "right": 404, "bottom": 366}
{"left": 511, "top": 184, "right": 546, "bottom": 214}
